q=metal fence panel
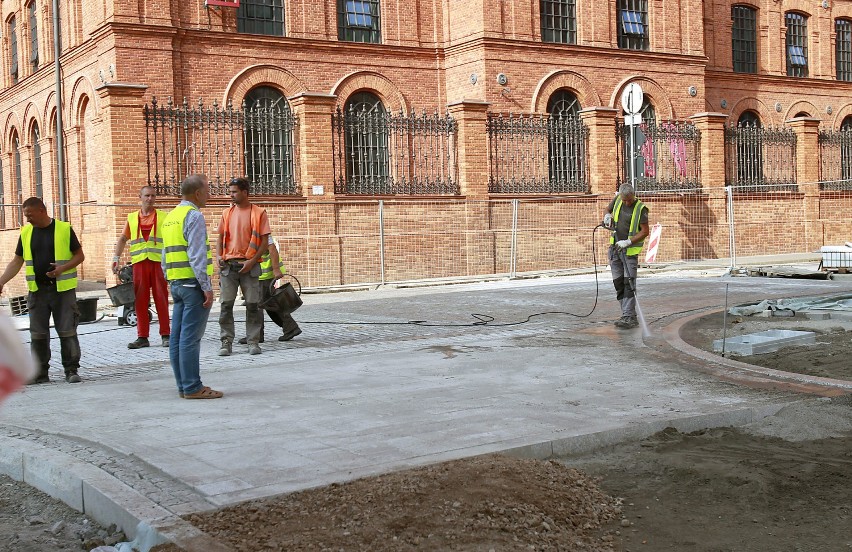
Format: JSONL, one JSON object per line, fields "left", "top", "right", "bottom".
{"left": 724, "top": 124, "right": 797, "bottom": 191}
{"left": 615, "top": 120, "right": 701, "bottom": 193}
{"left": 331, "top": 108, "right": 459, "bottom": 195}
{"left": 818, "top": 128, "right": 852, "bottom": 190}
{"left": 487, "top": 113, "right": 589, "bottom": 194}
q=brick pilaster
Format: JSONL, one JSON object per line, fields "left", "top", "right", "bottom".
{"left": 787, "top": 116, "right": 822, "bottom": 250}
{"left": 579, "top": 107, "right": 618, "bottom": 196}
{"left": 447, "top": 100, "right": 490, "bottom": 198}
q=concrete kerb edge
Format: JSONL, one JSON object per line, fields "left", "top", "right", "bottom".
{"left": 663, "top": 308, "right": 852, "bottom": 391}
{"left": 0, "top": 434, "right": 229, "bottom": 552}
{"left": 501, "top": 401, "right": 796, "bottom": 460}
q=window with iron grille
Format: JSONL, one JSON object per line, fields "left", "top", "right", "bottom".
{"left": 785, "top": 12, "right": 808, "bottom": 77}
{"left": 9, "top": 17, "right": 18, "bottom": 85}
{"left": 14, "top": 136, "right": 23, "bottom": 225}
{"left": 546, "top": 90, "right": 586, "bottom": 191}
{"left": 837, "top": 19, "right": 852, "bottom": 81}
{"left": 32, "top": 125, "right": 42, "bottom": 197}
{"left": 621, "top": 98, "right": 656, "bottom": 185}
{"left": 338, "top": 0, "right": 381, "bottom": 43}
{"left": 29, "top": 2, "right": 38, "bottom": 72}
{"left": 735, "top": 110, "right": 763, "bottom": 185}
{"left": 343, "top": 92, "right": 389, "bottom": 192}
{"left": 541, "top": 0, "right": 576, "bottom": 44}
{"left": 841, "top": 116, "right": 852, "bottom": 182}
{"left": 618, "top": 0, "right": 648, "bottom": 50}
{"left": 242, "top": 86, "right": 297, "bottom": 194}
{"left": 237, "top": 0, "right": 284, "bottom": 36}
{"left": 732, "top": 5, "right": 757, "bottom": 73}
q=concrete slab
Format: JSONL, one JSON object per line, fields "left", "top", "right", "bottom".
{"left": 713, "top": 329, "right": 816, "bottom": 355}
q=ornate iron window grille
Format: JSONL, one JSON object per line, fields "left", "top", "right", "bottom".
{"left": 732, "top": 5, "right": 757, "bottom": 74}
{"left": 836, "top": 19, "right": 852, "bottom": 82}
{"left": 237, "top": 0, "right": 284, "bottom": 36}
{"left": 332, "top": 106, "right": 458, "bottom": 195}
{"left": 785, "top": 12, "right": 808, "bottom": 78}
{"left": 541, "top": 0, "right": 577, "bottom": 44}
{"left": 144, "top": 97, "right": 299, "bottom": 196}
{"left": 337, "top": 0, "right": 381, "bottom": 43}
{"left": 487, "top": 112, "right": 590, "bottom": 194}
{"left": 818, "top": 119, "right": 852, "bottom": 191}
{"left": 725, "top": 124, "right": 797, "bottom": 192}
{"left": 615, "top": 119, "right": 701, "bottom": 193}
{"left": 617, "top": 0, "right": 648, "bottom": 50}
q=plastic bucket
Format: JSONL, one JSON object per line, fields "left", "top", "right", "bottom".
{"left": 106, "top": 282, "right": 135, "bottom": 306}
{"left": 77, "top": 297, "right": 99, "bottom": 323}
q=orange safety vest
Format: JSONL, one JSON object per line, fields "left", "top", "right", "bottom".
{"left": 221, "top": 204, "right": 266, "bottom": 259}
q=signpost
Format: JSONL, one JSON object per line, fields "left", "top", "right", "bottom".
{"left": 621, "top": 83, "right": 644, "bottom": 189}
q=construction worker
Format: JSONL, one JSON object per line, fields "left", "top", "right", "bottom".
{"left": 216, "top": 177, "right": 270, "bottom": 356}
{"left": 603, "top": 183, "right": 649, "bottom": 329}
{"left": 238, "top": 235, "right": 301, "bottom": 344}
{"left": 0, "top": 197, "right": 85, "bottom": 383}
{"left": 161, "top": 174, "right": 222, "bottom": 399}
{"left": 112, "top": 185, "right": 171, "bottom": 349}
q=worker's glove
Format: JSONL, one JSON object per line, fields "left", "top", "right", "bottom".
{"left": 111, "top": 257, "right": 120, "bottom": 274}
{"left": 603, "top": 213, "right": 613, "bottom": 228}
{"left": 616, "top": 239, "right": 632, "bottom": 250}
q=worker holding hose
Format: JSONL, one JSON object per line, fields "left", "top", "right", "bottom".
{"left": 603, "top": 183, "right": 649, "bottom": 329}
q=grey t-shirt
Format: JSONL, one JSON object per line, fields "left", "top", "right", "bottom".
{"left": 607, "top": 197, "right": 649, "bottom": 241}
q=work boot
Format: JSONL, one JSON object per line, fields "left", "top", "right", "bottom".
{"left": 128, "top": 337, "right": 150, "bottom": 349}
{"left": 248, "top": 343, "right": 262, "bottom": 355}
{"left": 279, "top": 326, "right": 302, "bottom": 341}
{"left": 218, "top": 341, "right": 232, "bottom": 356}
{"left": 162, "top": 335, "right": 170, "bottom": 347}
{"left": 613, "top": 316, "right": 629, "bottom": 328}
{"left": 621, "top": 316, "right": 639, "bottom": 329}
{"left": 238, "top": 336, "right": 264, "bottom": 344}
{"left": 65, "top": 372, "right": 82, "bottom": 383}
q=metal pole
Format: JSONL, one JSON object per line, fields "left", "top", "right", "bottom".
{"left": 726, "top": 185, "right": 736, "bottom": 270}
{"left": 378, "top": 200, "right": 385, "bottom": 285}
{"left": 52, "top": 0, "right": 67, "bottom": 221}
{"left": 510, "top": 198, "right": 519, "bottom": 278}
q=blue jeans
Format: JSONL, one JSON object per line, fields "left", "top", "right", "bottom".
{"left": 169, "top": 281, "right": 210, "bottom": 395}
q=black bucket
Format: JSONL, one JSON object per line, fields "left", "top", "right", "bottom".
{"left": 77, "top": 297, "right": 99, "bottom": 323}
{"left": 259, "top": 282, "right": 302, "bottom": 315}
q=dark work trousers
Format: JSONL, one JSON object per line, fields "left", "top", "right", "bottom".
{"left": 28, "top": 286, "right": 81, "bottom": 378}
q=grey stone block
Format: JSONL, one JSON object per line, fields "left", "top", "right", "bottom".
{"left": 713, "top": 330, "right": 816, "bottom": 356}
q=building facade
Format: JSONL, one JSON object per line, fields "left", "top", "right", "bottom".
{"left": 1, "top": 0, "right": 851, "bottom": 295}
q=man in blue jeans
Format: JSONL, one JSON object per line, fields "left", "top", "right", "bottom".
{"left": 161, "top": 174, "right": 222, "bottom": 399}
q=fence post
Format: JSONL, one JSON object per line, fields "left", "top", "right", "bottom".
{"left": 289, "top": 93, "right": 340, "bottom": 286}
{"left": 378, "top": 200, "right": 385, "bottom": 285}
{"left": 787, "top": 117, "right": 822, "bottom": 252}
{"left": 579, "top": 107, "right": 618, "bottom": 195}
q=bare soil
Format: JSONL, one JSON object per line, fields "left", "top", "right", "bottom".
{"left": 679, "top": 310, "right": 852, "bottom": 380}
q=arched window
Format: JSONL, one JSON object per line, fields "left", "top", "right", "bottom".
{"left": 640, "top": 98, "right": 656, "bottom": 126}
{"left": 736, "top": 111, "right": 763, "bottom": 185}
{"left": 13, "top": 133, "right": 23, "bottom": 225}
{"left": 31, "top": 124, "right": 42, "bottom": 197}
{"left": 785, "top": 12, "right": 808, "bottom": 77}
{"left": 28, "top": 1, "right": 38, "bottom": 71}
{"left": 343, "top": 91, "right": 389, "bottom": 193}
{"left": 732, "top": 5, "right": 757, "bottom": 73}
{"left": 243, "top": 86, "right": 296, "bottom": 194}
{"left": 841, "top": 115, "right": 852, "bottom": 182}
{"left": 546, "top": 90, "right": 585, "bottom": 191}
{"left": 793, "top": 111, "right": 810, "bottom": 118}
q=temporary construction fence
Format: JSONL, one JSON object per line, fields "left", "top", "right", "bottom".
{"left": 3, "top": 183, "right": 849, "bottom": 291}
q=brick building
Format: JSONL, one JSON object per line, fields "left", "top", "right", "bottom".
{"left": 1, "top": 0, "right": 851, "bottom": 295}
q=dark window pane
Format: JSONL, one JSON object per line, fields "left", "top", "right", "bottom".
{"left": 540, "top": 0, "right": 576, "bottom": 44}
{"left": 237, "top": 0, "right": 284, "bottom": 36}
{"left": 617, "top": 0, "right": 648, "bottom": 50}
{"left": 732, "top": 5, "right": 757, "bottom": 74}
{"left": 337, "top": 0, "right": 381, "bottom": 43}
{"left": 10, "top": 17, "right": 18, "bottom": 84}
{"left": 785, "top": 12, "right": 808, "bottom": 77}
{"left": 837, "top": 19, "right": 852, "bottom": 81}
{"left": 29, "top": 2, "right": 38, "bottom": 71}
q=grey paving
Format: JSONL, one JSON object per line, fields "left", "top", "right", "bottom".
{"left": 1, "top": 268, "right": 851, "bottom": 547}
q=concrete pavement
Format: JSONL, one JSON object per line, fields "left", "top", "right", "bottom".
{"left": 1, "top": 269, "right": 851, "bottom": 549}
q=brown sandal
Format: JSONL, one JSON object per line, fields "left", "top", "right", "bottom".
{"left": 183, "top": 386, "right": 224, "bottom": 399}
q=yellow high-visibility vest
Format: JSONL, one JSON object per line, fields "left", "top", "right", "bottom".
{"left": 610, "top": 197, "right": 647, "bottom": 256}
{"left": 161, "top": 205, "right": 213, "bottom": 281}
{"left": 20, "top": 221, "right": 78, "bottom": 292}
{"left": 127, "top": 209, "right": 166, "bottom": 263}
